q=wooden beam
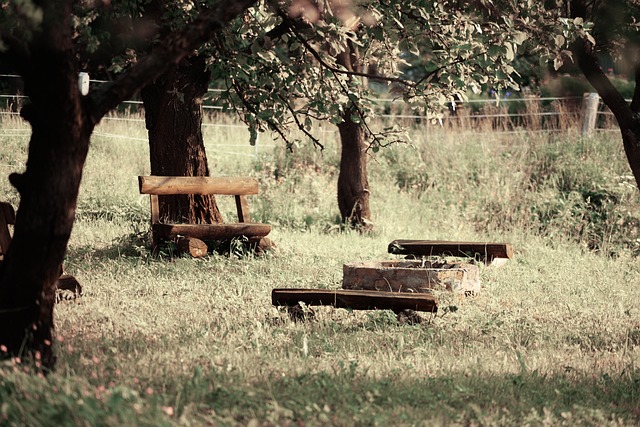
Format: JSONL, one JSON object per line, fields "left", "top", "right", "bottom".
{"left": 153, "top": 222, "right": 271, "bottom": 241}
{"left": 139, "top": 176, "right": 259, "bottom": 196}
{"left": 272, "top": 288, "right": 438, "bottom": 313}
{"left": 388, "top": 239, "right": 513, "bottom": 260}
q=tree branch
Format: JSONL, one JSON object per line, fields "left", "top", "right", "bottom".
{"left": 570, "top": 37, "right": 633, "bottom": 128}
{"left": 229, "top": 79, "right": 298, "bottom": 149}
{"left": 277, "top": 94, "right": 324, "bottom": 149}
{"left": 270, "top": 4, "right": 416, "bottom": 89}
{"left": 88, "top": 0, "right": 257, "bottom": 125}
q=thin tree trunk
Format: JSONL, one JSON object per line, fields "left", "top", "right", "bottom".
{"left": 141, "top": 55, "right": 223, "bottom": 224}
{"left": 337, "top": 111, "right": 372, "bottom": 230}
{"left": 571, "top": 37, "right": 640, "bottom": 189}
{"left": 335, "top": 44, "right": 372, "bottom": 231}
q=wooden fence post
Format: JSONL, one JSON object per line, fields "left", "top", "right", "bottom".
{"left": 581, "top": 92, "right": 599, "bottom": 136}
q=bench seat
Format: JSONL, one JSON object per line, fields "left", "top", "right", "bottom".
{"left": 153, "top": 222, "right": 271, "bottom": 241}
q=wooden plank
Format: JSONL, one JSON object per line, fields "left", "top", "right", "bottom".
{"left": 388, "top": 239, "right": 513, "bottom": 260}
{"left": 0, "top": 202, "right": 15, "bottom": 256}
{"left": 235, "top": 195, "right": 251, "bottom": 222}
{"left": 153, "top": 222, "right": 271, "bottom": 240}
{"left": 139, "top": 176, "right": 259, "bottom": 196}
{"left": 272, "top": 288, "right": 438, "bottom": 313}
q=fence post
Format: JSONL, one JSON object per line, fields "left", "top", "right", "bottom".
{"left": 581, "top": 92, "right": 599, "bottom": 135}
{"left": 78, "top": 72, "right": 90, "bottom": 96}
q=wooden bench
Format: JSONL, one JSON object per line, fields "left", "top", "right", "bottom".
{"left": 272, "top": 288, "right": 438, "bottom": 313}
{"left": 272, "top": 288, "right": 437, "bottom": 323}
{"left": 0, "top": 201, "right": 81, "bottom": 300}
{"left": 388, "top": 239, "right": 513, "bottom": 265}
{"left": 138, "top": 176, "right": 272, "bottom": 253}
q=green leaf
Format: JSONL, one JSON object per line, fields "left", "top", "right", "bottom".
{"left": 553, "top": 56, "right": 563, "bottom": 71}
{"left": 513, "top": 31, "right": 528, "bottom": 45}
{"left": 505, "top": 43, "right": 515, "bottom": 61}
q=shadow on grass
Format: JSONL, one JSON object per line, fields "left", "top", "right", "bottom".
{"left": 178, "top": 365, "right": 640, "bottom": 425}
{"left": 67, "top": 231, "right": 267, "bottom": 264}
{"left": 33, "top": 320, "right": 640, "bottom": 425}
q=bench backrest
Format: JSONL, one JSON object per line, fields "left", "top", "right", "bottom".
{"left": 138, "top": 176, "right": 259, "bottom": 196}
{"left": 0, "top": 202, "right": 16, "bottom": 258}
{"left": 138, "top": 176, "right": 259, "bottom": 224}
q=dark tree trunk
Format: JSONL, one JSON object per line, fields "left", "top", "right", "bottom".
{"left": 335, "top": 45, "right": 372, "bottom": 231}
{"left": 0, "top": 0, "right": 255, "bottom": 372}
{"left": 337, "top": 112, "right": 372, "bottom": 230}
{"left": 141, "top": 55, "right": 223, "bottom": 224}
{"left": 0, "top": 0, "right": 94, "bottom": 371}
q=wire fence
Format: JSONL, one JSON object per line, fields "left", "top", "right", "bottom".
{"left": 0, "top": 73, "right": 622, "bottom": 158}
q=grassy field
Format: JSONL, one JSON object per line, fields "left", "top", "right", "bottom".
{"left": 2, "top": 110, "right": 640, "bottom": 426}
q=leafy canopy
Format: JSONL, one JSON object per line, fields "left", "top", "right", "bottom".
{"left": 210, "top": 0, "right": 590, "bottom": 149}
{"left": 2, "top": 0, "right": 595, "bottom": 149}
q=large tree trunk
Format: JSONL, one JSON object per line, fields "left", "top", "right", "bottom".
{"left": 0, "top": 0, "right": 256, "bottom": 372}
{"left": 0, "top": 0, "right": 94, "bottom": 371}
{"left": 337, "top": 111, "right": 372, "bottom": 230}
{"left": 335, "top": 45, "right": 372, "bottom": 231}
{"left": 141, "top": 55, "right": 223, "bottom": 224}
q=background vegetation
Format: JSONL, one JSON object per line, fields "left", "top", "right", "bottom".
{"left": 1, "top": 109, "right": 640, "bottom": 425}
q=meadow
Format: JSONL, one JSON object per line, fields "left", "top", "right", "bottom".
{"left": 2, "top": 107, "right": 640, "bottom": 426}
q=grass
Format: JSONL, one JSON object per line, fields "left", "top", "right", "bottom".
{"left": 1, "top": 109, "right": 640, "bottom": 425}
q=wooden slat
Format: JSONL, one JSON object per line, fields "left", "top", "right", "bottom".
{"left": 235, "top": 195, "right": 251, "bottom": 222}
{"left": 153, "top": 223, "right": 271, "bottom": 240}
{"left": 272, "top": 288, "right": 438, "bottom": 313}
{"left": 139, "top": 176, "right": 259, "bottom": 196}
{"left": 150, "top": 195, "right": 160, "bottom": 224}
{"left": 388, "top": 239, "right": 513, "bottom": 260}
{"left": 0, "top": 202, "right": 15, "bottom": 256}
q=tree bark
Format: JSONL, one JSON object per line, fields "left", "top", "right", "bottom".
{"left": 141, "top": 55, "right": 223, "bottom": 224}
{"left": 335, "top": 45, "right": 372, "bottom": 231}
{"left": 337, "top": 111, "right": 372, "bottom": 230}
{"left": 0, "top": 0, "right": 94, "bottom": 371}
